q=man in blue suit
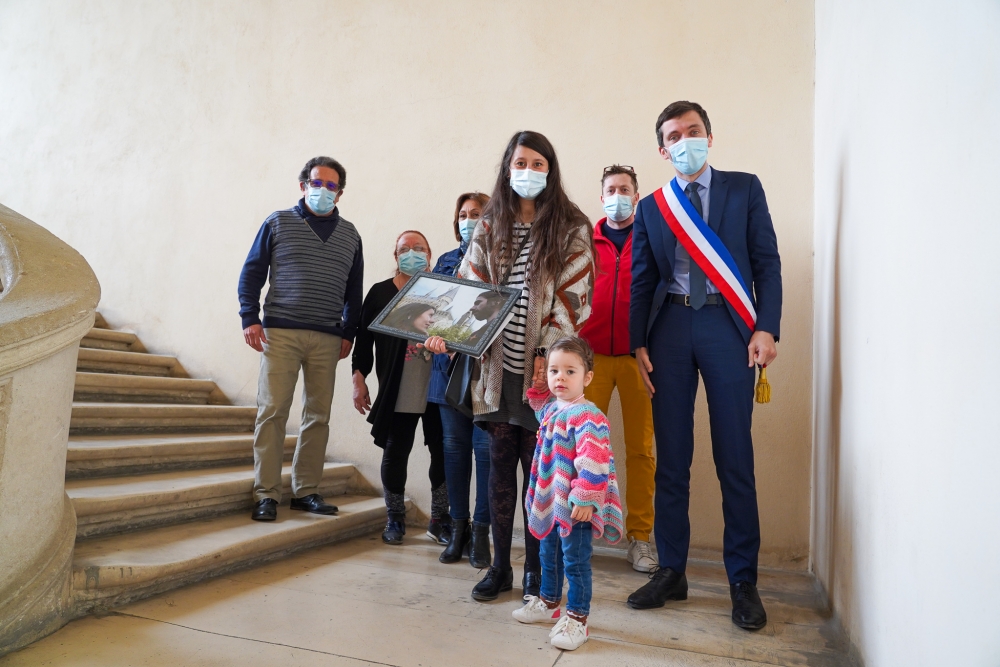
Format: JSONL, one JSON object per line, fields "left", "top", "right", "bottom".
{"left": 626, "top": 101, "right": 781, "bottom": 630}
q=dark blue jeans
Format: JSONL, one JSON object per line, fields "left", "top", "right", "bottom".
{"left": 539, "top": 522, "right": 593, "bottom": 617}
{"left": 438, "top": 403, "right": 491, "bottom": 524}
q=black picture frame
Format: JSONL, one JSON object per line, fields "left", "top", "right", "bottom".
{"left": 368, "top": 271, "right": 521, "bottom": 358}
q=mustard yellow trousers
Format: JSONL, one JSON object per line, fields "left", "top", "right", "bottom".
{"left": 584, "top": 353, "right": 656, "bottom": 541}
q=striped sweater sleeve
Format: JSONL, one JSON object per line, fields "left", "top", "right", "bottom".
{"left": 566, "top": 409, "right": 612, "bottom": 511}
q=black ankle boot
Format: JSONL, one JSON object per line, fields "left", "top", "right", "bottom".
{"left": 382, "top": 511, "right": 406, "bottom": 545}
{"left": 439, "top": 518, "right": 471, "bottom": 563}
{"left": 471, "top": 566, "right": 513, "bottom": 601}
{"left": 469, "top": 521, "right": 492, "bottom": 569}
{"left": 522, "top": 569, "right": 541, "bottom": 599}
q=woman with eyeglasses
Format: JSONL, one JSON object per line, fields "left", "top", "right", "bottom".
{"left": 352, "top": 230, "right": 451, "bottom": 546}
{"left": 427, "top": 132, "right": 595, "bottom": 601}
{"left": 424, "top": 192, "right": 494, "bottom": 568}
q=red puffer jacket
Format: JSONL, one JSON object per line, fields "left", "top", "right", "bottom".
{"left": 580, "top": 218, "right": 632, "bottom": 356}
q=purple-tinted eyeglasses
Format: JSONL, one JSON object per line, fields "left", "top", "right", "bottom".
{"left": 304, "top": 179, "right": 341, "bottom": 192}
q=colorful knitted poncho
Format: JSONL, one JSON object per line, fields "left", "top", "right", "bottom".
{"left": 524, "top": 387, "right": 624, "bottom": 543}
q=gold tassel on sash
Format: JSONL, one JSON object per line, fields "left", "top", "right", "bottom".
{"left": 755, "top": 365, "right": 771, "bottom": 404}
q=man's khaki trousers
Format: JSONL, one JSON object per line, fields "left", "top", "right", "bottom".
{"left": 583, "top": 353, "right": 656, "bottom": 542}
{"left": 253, "top": 328, "right": 341, "bottom": 502}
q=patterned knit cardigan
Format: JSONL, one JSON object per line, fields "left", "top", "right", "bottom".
{"left": 523, "top": 388, "right": 624, "bottom": 543}
{"left": 457, "top": 218, "right": 594, "bottom": 416}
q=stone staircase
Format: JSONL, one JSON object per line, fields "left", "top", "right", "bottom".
{"left": 66, "top": 314, "right": 387, "bottom": 612}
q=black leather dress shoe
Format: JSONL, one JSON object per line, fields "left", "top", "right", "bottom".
{"left": 730, "top": 581, "right": 767, "bottom": 630}
{"left": 290, "top": 494, "right": 338, "bottom": 515}
{"left": 471, "top": 566, "right": 513, "bottom": 601}
{"left": 626, "top": 567, "right": 688, "bottom": 609}
{"left": 251, "top": 498, "right": 277, "bottom": 521}
{"left": 522, "top": 570, "right": 540, "bottom": 599}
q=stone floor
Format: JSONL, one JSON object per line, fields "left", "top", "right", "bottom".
{"left": 2, "top": 533, "right": 850, "bottom": 667}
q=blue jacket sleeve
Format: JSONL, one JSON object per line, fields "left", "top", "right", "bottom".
{"left": 629, "top": 200, "right": 659, "bottom": 351}
{"left": 238, "top": 221, "right": 273, "bottom": 329}
{"left": 746, "top": 175, "right": 782, "bottom": 340}
{"left": 341, "top": 237, "right": 365, "bottom": 342}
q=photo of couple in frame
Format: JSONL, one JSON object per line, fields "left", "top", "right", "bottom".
{"left": 368, "top": 272, "right": 520, "bottom": 358}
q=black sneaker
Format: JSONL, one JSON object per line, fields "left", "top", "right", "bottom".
{"left": 471, "top": 566, "right": 513, "bottom": 601}
{"left": 426, "top": 517, "right": 452, "bottom": 545}
{"left": 382, "top": 512, "right": 406, "bottom": 545}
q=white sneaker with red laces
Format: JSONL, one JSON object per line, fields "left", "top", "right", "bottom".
{"left": 550, "top": 616, "right": 589, "bottom": 650}
{"left": 512, "top": 595, "right": 561, "bottom": 624}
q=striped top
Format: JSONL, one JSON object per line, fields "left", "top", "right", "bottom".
{"left": 502, "top": 222, "right": 532, "bottom": 373}
{"left": 523, "top": 387, "right": 624, "bottom": 543}
{"left": 239, "top": 203, "right": 363, "bottom": 340}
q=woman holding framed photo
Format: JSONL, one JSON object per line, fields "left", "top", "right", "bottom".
{"left": 426, "top": 192, "right": 494, "bottom": 567}
{"left": 449, "top": 131, "right": 595, "bottom": 601}
{"left": 352, "top": 230, "right": 451, "bottom": 546}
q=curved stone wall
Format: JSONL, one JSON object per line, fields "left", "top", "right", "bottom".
{"left": 0, "top": 203, "right": 100, "bottom": 654}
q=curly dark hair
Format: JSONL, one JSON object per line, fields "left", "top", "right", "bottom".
{"left": 298, "top": 156, "right": 347, "bottom": 189}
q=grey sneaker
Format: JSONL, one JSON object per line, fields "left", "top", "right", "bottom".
{"left": 626, "top": 537, "right": 657, "bottom": 573}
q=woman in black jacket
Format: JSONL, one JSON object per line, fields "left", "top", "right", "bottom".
{"left": 351, "top": 230, "right": 450, "bottom": 545}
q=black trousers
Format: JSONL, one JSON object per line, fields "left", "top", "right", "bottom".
{"left": 380, "top": 404, "right": 446, "bottom": 497}
{"left": 486, "top": 422, "right": 540, "bottom": 573}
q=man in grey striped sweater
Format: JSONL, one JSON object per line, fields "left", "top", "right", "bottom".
{"left": 238, "top": 156, "right": 364, "bottom": 522}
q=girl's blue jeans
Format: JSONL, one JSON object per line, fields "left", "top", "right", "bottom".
{"left": 539, "top": 521, "right": 593, "bottom": 617}
{"left": 439, "top": 403, "right": 491, "bottom": 524}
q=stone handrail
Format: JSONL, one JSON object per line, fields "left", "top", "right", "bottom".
{"left": 0, "top": 203, "right": 100, "bottom": 654}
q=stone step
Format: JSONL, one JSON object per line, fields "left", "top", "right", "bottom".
{"left": 66, "top": 433, "right": 297, "bottom": 479}
{"left": 77, "top": 348, "right": 183, "bottom": 377}
{"left": 79, "top": 328, "right": 143, "bottom": 352}
{"left": 93, "top": 312, "right": 111, "bottom": 329}
{"left": 67, "top": 462, "right": 355, "bottom": 539}
{"left": 70, "top": 402, "right": 255, "bottom": 435}
{"left": 73, "top": 372, "right": 216, "bottom": 404}
{"left": 72, "top": 494, "right": 391, "bottom": 609}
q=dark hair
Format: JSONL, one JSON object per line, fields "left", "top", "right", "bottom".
{"left": 482, "top": 131, "right": 593, "bottom": 289}
{"left": 383, "top": 302, "right": 435, "bottom": 331}
{"left": 453, "top": 192, "right": 491, "bottom": 242}
{"left": 475, "top": 290, "right": 507, "bottom": 310}
{"left": 547, "top": 336, "right": 594, "bottom": 373}
{"left": 655, "top": 101, "right": 712, "bottom": 148}
{"left": 299, "top": 156, "right": 347, "bottom": 189}
{"left": 601, "top": 165, "right": 639, "bottom": 192}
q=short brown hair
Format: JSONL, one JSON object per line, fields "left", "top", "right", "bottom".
{"left": 601, "top": 165, "right": 638, "bottom": 192}
{"left": 655, "top": 101, "right": 712, "bottom": 148}
{"left": 452, "top": 192, "right": 491, "bottom": 242}
{"left": 547, "top": 336, "right": 594, "bottom": 372}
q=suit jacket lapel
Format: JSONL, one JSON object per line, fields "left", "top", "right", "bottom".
{"left": 708, "top": 167, "right": 728, "bottom": 233}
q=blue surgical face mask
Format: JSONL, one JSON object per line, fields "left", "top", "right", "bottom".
{"left": 667, "top": 137, "right": 709, "bottom": 176}
{"left": 459, "top": 217, "right": 479, "bottom": 244}
{"left": 509, "top": 169, "right": 547, "bottom": 200}
{"left": 306, "top": 186, "right": 337, "bottom": 215}
{"left": 602, "top": 194, "right": 634, "bottom": 223}
{"left": 397, "top": 249, "right": 429, "bottom": 276}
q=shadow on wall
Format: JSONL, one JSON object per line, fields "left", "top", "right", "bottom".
{"left": 814, "top": 157, "right": 859, "bottom": 665}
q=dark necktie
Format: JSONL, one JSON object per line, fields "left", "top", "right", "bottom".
{"left": 686, "top": 182, "right": 707, "bottom": 309}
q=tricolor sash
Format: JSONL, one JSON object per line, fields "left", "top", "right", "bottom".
{"left": 653, "top": 179, "right": 757, "bottom": 331}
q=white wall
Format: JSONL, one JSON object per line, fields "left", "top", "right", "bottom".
{"left": 0, "top": 0, "right": 814, "bottom": 562}
{"left": 813, "top": 1, "right": 1000, "bottom": 664}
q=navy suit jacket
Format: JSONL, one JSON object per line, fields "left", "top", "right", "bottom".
{"left": 629, "top": 167, "right": 782, "bottom": 349}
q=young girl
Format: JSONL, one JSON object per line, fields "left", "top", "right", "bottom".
{"left": 513, "top": 336, "right": 623, "bottom": 651}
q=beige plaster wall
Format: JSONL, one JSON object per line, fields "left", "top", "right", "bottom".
{"left": 814, "top": 1, "right": 1000, "bottom": 664}
{"left": 0, "top": 0, "right": 813, "bottom": 565}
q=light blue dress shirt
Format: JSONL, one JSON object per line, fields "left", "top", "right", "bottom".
{"left": 668, "top": 166, "right": 719, "bottom": 295}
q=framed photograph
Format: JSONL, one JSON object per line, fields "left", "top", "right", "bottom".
{"left": 368, "top": 271, "right": 521, "bottom": 358}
